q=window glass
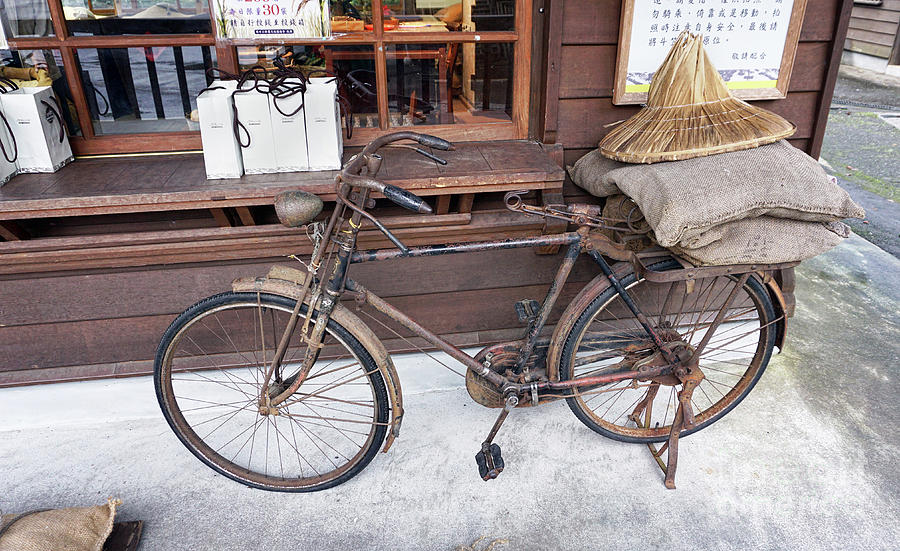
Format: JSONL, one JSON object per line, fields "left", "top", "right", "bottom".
{"left": 379, "top": 0, "right": 514, "bottom": 33}
{"left": 237, "top": 44, "right": 378, "bottom": 130}
{"left": 0, "top": 0, "right": 54, "bottom": 37}
{"left": 386, "top": 41, "right": 511, "bottom": 127}
{"left": 63, "top": 0, "right": 211, "bottom": 36}
{"left": 1, "top": 49, "right": 82, "bottom": 136}
{"left": 74, "top": 46, "right": 215, "bottom": 135}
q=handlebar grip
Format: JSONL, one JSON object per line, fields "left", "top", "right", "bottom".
{"left": 383, "top": 184, "right": 432, "bottom": 214}
{"left": 415, "top": 134, "right": 454, "bottom": 151}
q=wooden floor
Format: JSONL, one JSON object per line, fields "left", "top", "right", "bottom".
{"left": 0, "top": 140, "right": 564, "bottom": 221}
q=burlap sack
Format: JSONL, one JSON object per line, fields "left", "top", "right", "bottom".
{"left": 596, "top": 141, "right": 864, "bottom": 247}
{"left": 0, "top": 498, "right": 119, "bottom": 551}
{"left": 567, "top": 149, "right": 626, "bottom": 197}
{"left": 670, "top": 217, "right": 850, "bottom": 265}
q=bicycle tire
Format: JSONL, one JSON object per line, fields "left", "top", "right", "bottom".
{"left": 154, "top": 292, "right": 389, "bottom": 492}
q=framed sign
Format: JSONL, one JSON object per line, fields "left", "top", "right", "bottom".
{"left": 613, "top": 0, "right": 808, "bottom": 105}
{"left": 211, "top": 0, "right": 332, "bottom": 40}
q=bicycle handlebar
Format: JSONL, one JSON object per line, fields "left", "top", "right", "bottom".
{"left": 339, "top": 131, "right": 452, "bottom": 214}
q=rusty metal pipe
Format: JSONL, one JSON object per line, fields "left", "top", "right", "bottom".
{"left": 350, "top": 233, "right": 581, "bottom": 263}
{"left": 346, "top": 280, "right": 510, "bottom": 388}
{"left": 515, "top": 240, "right": 581, "bottom": 373}
{"left": 540, "top": 363, "right": 676, "bottom": 391}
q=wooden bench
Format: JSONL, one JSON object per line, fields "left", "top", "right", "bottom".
{"left": 0, "top": 140, "right": 563, "bottom": 227}
{"left": 0, "top": 140, "right": 566, "bottom": 274}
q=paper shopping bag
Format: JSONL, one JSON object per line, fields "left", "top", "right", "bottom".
{"left": 0, "top": 108, "right": 18, "bottom": 186}
{"left": 233, "top": 81, "right": 277, "bottom": 174}
{"left": 270, "top": 78, "right": 309, "bottom": 172}
{"left": 0, "top": 86, "right": 73, "bottom": 173}
{"left": 197, "top": 79, "right": 244, "bottom": 179}
{"left": 304, "top": 77, "right": 343, "bottom": 171}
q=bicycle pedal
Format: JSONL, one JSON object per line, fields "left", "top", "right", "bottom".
{"left": 514, "top": 300, "right": 540, "bottom": 323}
{"left": 475, "top": 443, "right": 505, "bottom": 481}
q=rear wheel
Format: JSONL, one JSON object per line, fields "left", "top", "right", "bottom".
{"left": 154, "top": 292, "right": 389, "bottom": 492}
{"left": 558, "top": 260, "right": 777, "bottom": 443}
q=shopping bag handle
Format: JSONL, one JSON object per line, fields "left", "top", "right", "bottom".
{"left": 0, "top": 77, "right": 19, "bottom": 94}
{"left": 0, "top": 111, "right": 17, "bottom": 163}
{"left": 41, "top": 97, "right": 66, "bottom": 143}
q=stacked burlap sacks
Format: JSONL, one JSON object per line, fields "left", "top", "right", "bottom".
{"left": 568, "top": 141, "right": 864, "bottom": 265}
{"left": 0, "top": 498, "right": 119, "bottom": 551}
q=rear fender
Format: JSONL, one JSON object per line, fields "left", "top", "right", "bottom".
{"left": 545, "top": 263, "right": 789, "bottom": 381}
{"left": 761, "top": 272, "right": 788, "bottom": 352}
{"left": 232, "top": 267, "right": 404, "bottom": 453}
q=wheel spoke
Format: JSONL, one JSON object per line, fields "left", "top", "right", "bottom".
{"left": 157, "top": 295, "right": 388, "bottom": 490}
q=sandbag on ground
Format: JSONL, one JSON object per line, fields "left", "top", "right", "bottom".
{"left": 0, "top": 498, "right": 120, "bottom": 551}
{"left": 569, "top": 141, "right": 864, "bottom": 247}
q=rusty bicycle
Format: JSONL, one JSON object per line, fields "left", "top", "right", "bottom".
{"left": 154, "top": 131, "right": 792, "bottom": 491}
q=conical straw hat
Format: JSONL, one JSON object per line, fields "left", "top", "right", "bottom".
{"left": 599, "top": 31, "right": 796, "bottom": 164}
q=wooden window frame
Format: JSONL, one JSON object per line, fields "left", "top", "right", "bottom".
{"left": 6, "top": 0, "right": 533, "bottom": 155}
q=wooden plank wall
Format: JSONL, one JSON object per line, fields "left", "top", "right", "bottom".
{"left": 0, "top": 245, "right": 602, "bottom": 386}
{"left": 540, "top": 0, "right": 854, "bottom": 201}
{"left": 845, "top": 0, "right": 900, "bottom": 59}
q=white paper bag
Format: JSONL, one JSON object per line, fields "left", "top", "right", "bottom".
{"left": 197, "top": 79, "right": 244, "bottom": 179}
{"left": 0, "top": 86, "right": 73, "bottom": 173}
{"left": 0, "top": 109, "right": 19, "bottom": 186}
{"left": 270, "top": 78, "right": 309, "bottom": 172}
{"left": 233, "top": 81, "right": 277, "bottom": 174}
{"left": 304, "top": 77, "right": 343, "bottom": 171}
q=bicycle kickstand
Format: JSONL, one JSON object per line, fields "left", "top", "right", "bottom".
{"left": 646, "top": 377, "right": 700, "bottom": 489}
{"left": 475, "top": 392, "right": 518, "bottom": 481}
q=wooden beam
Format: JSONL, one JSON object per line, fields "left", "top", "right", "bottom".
{"left": 210, "top": 208, "right": 232, "bottom": 227}
{"left": 235, "top": 206, "right": 255, "bottom": 226}
{"left": 0, "top": 221, "right": 28, "bottom": 241}
{"left": 435, "top": 195, "right": 452, "bottom": 215}
{"left": 808, "top": 0, "right": 855, "bottom": 159}
{"left": 457, "top": 193, "right": 475, "bottom": 214}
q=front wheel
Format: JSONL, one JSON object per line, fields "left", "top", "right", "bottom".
{"left": 154, "top": 292, "right": 390, "bottom": 492}
{"left": 558, "top": 260, "right": 777, "bottom": 443}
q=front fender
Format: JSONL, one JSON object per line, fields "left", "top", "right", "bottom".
{"left": 232, "top": 266, "right": 404, "bottom": 453}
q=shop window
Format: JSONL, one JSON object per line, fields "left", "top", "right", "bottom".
{"left": 237, "top": 44, "right": 379, "bottom": 130}
{"left": 380, "top": 0, "right": 515, "bottom": 32}
{"left": 0, "top": 48, "right": 82, "bottom": 136}
{"left": 385, "top": 41, "right": 512, "bottom": 127}
{"left": 63, "top": 0, "right": 212, "bottom": 35}
{"left": 0, "top": 0, "right": 529, "bottom": 154}
{"left": 74, "top": 46, "right": 214, "bottom": 134}
{"left": 1, "top": 0, "right": 54, "bottom": 37}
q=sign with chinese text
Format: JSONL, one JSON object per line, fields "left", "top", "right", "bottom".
{"left": 212, "top": 0, "right": 331, "bottom": 40}
{"left": 613, "top": 0, "right": 808, "bottom": 104}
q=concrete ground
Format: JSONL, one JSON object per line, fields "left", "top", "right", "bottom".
{"left": 1, "top": 233, "right": 898, "bottom": 550}
{"left": 822, "top": 65, "right": 900, "bottom": 258}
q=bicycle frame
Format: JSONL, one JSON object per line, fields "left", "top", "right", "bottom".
{"left": 260, "top": 191, "right": 681, "bottom": 410}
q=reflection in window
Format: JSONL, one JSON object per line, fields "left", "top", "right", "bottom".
{"left": 378, "top": 0, "right": 514, "bottom": 33}
{"left": 386, "top": 41, "right": 511, "bottom": 127}
{"left": 0, "top": 0, "right": 54, "bottom": 37}
{"left": 0, "top": 49, "right": 82, "bottom": 136}
{"left": 237, "top": 45, "right": 378, "bottom": 130}
{"left": 74, "top": 46, "right": 215, "bottom": 135}
{"left": 63, "top": 0, "right": 211, "bottom": 36}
